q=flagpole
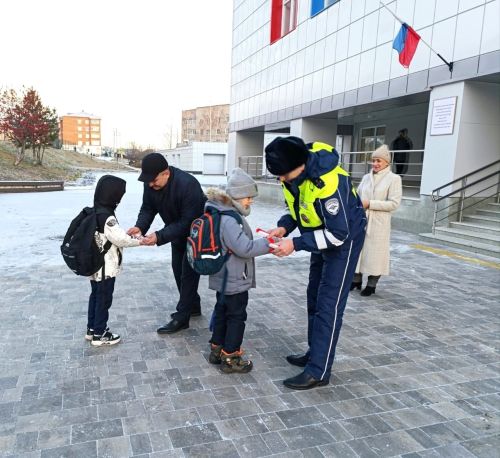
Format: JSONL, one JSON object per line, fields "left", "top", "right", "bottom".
{"left": 379, "top": 1, "right": 453, "bottom": 72}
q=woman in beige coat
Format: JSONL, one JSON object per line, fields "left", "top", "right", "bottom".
{"left": 351, "top": 144, "right": 402, "bottom": 296}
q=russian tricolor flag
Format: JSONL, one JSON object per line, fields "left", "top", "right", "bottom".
{"left": 392, "top": 23, "right": 421, "bottom": 68}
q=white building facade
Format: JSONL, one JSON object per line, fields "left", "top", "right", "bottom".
{"left": 160, "top": 142, "right": 228, "bottom": 175}
{"left": 228, "top": 0, "right": 500, "bottom": 232}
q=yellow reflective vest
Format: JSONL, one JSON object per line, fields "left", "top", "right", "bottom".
{"left": 282, "top": 142, "right": 353, "bottom": 229}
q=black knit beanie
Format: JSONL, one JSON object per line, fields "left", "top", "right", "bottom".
{"left": 265, "top": 136, "right": 309, "bottom": 176}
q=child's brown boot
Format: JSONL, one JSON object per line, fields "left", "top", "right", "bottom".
{"left": 220, "top": 349, "right": 253, "bottom": 374}
{"left": 209, "top": 344, "right": 223, "bottom": 364}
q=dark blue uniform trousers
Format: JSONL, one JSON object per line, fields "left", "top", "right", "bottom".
{"left": 305, "top": 234, "right": 365, "bottom": 381}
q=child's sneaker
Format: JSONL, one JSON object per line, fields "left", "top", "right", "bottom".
{"left": 85, "top": 328, "right": 94, "bottom": 341}
{"left": 91, "top": 330, "right": 121, "bottom": 346}
{"left": 220, "top": 349, "right": 253, "bottom": 374}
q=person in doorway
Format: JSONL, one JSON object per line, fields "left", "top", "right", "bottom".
{"left": 206, "top": 168, "right": 274, "bottom": 374}
{"left": 390, "top": 128, "right": 413, "bottom": 175}
{"left": 265, "top": 136, "right": 366, "bottom": 390}
{"left": 127, "top": 153, "right": 206, "bottom": 334}
{"left": 351, "top": 144, "right": 402, "bottom": 296}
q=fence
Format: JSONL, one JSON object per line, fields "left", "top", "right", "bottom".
{"left": 239, "top": 149, "right": 424, "bottom": 197}
{"left": 0, "top": 181, "right": 64, "bottom": 193}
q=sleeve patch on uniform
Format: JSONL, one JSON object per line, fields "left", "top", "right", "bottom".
{"left": 106, "top": 218, "right": 117, "bottom": 227}
{"left": 325, "top": 198, "right": 339, "bottom": 215}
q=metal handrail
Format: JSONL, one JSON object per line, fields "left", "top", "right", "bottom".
{"left": 431, "top": 160, "right": 500, "bottom": 233}
{"left": 433, "top": 181, "right": 500, "bottom": 226}
{"left": 432, "top": 170, "right": 500, "bottom": 202}
{"left": 239, "top": 149, "right": 425, "bottom": 197}
{"left": 432, "top": 159, "right": 500, "bottom": 197}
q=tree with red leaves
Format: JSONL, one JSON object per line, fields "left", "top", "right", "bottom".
{"left": 0, "top": 87, "right": 59, "bottom": 166}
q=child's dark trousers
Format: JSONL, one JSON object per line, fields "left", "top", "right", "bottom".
{"left": 211, "top": 291, "right": 248, "bottom": 353}
{"left": 88, "top": 278, "right": 115, "bottom": 335}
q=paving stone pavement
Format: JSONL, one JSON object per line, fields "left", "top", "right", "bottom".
{"left": 1, "top": 217, "right": 499, "bottom": 456}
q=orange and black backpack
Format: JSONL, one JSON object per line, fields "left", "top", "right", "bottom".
{"left": 186, "top": 206, "right": 242, "bottom": 275}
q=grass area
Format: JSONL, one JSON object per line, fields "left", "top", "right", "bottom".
{"left": 0, "top": 141, "right": 131, "bottom": 182}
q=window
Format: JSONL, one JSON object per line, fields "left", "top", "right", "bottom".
{"left": 282, "top": 0, "right": 298, "bottom": 36}
{"left": 359, "top": 126, "right": 385, "bottom": 152}
{"left": 77, "top": 119, "right": 81, "bottom": 124}
{"left": 270, "top": 0, "right": 298, "bottom": 44}
{"left": 311, "top": 0, "right": 339, "bottom": 17}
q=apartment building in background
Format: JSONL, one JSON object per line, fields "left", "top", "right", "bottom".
{"left": 59, "top": 112, "right": 102, "bottom": 155}
{"left": 182, "top": 104, "right": 230, "bottom": 143}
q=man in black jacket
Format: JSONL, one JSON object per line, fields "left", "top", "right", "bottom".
{"left": 127, "top": 153, "right": 206, "bottom": 334}
{"left": 390, "top": 128, "right": 413, "bottom": 175}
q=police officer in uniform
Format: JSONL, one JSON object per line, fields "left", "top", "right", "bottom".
{"left": 265, "top": 136, "right": 366, "bottom": 390}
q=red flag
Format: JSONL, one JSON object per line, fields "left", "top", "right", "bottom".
{"left": 395, "top": 24, "right": 421, "bottom": 68}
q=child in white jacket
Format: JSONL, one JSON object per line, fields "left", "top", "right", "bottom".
{"left": 86, "top": 175, "right": 143, "bottom": 346}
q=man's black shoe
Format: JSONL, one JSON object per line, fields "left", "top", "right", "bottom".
{"left": 283, "top": 371, "right": 329, "bottom": 390}
{"left": 157, "top": 320, "right": 189, "bottom": 334}
{"left": 170, "top": 309, "right": 201, "bottom": 319}
{"left": 286, "top": 353, "right": 309, "bottom": 367}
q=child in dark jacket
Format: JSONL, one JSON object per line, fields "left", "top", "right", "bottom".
{"left": 87, "top": 175, "right": 143, "bottom": 346}
{"left": 206, "top": 168, "right": 274, "bottom": 373}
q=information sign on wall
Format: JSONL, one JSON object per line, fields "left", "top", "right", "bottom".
{"left": 430, "top": 96, "right": 457, "bottom": 136}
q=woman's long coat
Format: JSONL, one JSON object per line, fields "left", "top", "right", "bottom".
{"left": 355, "top": 167, "right": 402, "bottom": 276}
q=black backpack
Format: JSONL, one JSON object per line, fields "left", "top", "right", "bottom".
{"left": 186, "top": 206, "right": 242, "bottom": 275}
{"left": 60, "top": 207, "right": 113, "bottom": 276}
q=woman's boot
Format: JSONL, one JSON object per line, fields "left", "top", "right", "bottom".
{"left": 209, "top": 344, "right": 223, "bottom": 364}
{"left": 220, "top": 349, "right": 253, "bottom": 374}
{"left": 361, "top": 275, "right": 380, "bottom": 296}
{"left": 360, "top": 286, "right": 376, "bottom": 296}
{"left": 350, "top": 273, "right": 362, "bottom": 291}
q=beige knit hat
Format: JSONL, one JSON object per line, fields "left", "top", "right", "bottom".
{"left": 372, "top": 144, "right": 391, "bottom": 163}
{"left": 226, "top": 167, "right": 258, "bottom": 199}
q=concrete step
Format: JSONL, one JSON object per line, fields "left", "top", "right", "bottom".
{"left": 462, "top": 215, "right": 500, "bottom": 228}
{"left": 434, "top": 227, "right": 500, "bottom": 247}
{"left": 476, "top": 208, "right": 500, "bottom": 217}
{"left": 449, "top": 221, "right": 500, "bottom": 236}
{"left": 486, "top": 202, "right": 500, "bottom": 208}
{"left": 419, "top": 233, "right": 500, "bottom": 259}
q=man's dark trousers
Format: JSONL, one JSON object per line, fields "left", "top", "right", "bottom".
{"left": 88, "top": 278, "right": 116, "bottom": 335}
{"left": 170, "top": 240, "right": 201, "bottom": 323}
{"left": 305, "top": 233, "right": 365, "bottom": 381}
{"left": 394, "top": 152, "right": 409, "bottom": 175}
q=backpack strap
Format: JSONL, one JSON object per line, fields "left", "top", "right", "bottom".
{"left": 205, "top": 207, "right": 243, "bottom": 301}
{"left": 94, "top": 208, "right": 113, "bottom": 277}
{"left": 218, "top": 209, "right": 243, "bottom": 226}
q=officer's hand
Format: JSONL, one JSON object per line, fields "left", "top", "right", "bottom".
{"left": 362, "top": 200, "right": 370, "bottom": 209}
{"left": 268, "top": 227, "right": 287, "bottom": 238}
{"left": 142, "top": 233, "right": 158, "bottom": 246}
{"left": 272, "top": 239, "right": 295, "bottom": 257}
{"left": 127, "top": 226, "right": 142, "bottom": 236}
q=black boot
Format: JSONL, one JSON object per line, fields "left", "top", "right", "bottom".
{"left": 360, "top": 286, "right": 376, "bottom": 296}
{"left": 350, "top": 282, "right": 362, "bottom": 291}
